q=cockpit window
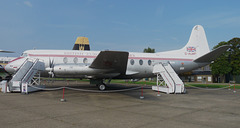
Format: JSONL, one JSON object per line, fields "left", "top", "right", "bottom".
{"left": 21, "top": 53, "right": 28, "bottom": 57}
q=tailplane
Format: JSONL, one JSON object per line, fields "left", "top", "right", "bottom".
{"left": 72, "top": 37, "right": 90, "bottom": 50}
{"left": 193, "top": 45, "right": 230, "bottom": 62}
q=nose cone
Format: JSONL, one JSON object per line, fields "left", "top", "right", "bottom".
{"left": 4, "top": 63, "right": 15, "bottom": 73}
{"left": 4, "top": 57, "right": 25, "bottom": 74}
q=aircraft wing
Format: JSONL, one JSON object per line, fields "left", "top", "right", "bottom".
{"left": 193, "top": 45, "right": 230, "bottom": 62}
{"left": 0, "top": 50, "right": 14, "bottom": 53}
{"left": 89, "top": 51, "right": 129, "bottom": 75}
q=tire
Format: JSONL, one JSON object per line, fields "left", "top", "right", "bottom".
{"left": 5, "top": 76, "right": 12, "bottom": 82}
{"left": 98, "top": 84, "right": 106, "bottom": 91}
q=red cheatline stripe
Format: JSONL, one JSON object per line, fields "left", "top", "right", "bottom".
{"left": 4, "top": 57, "right": 24, "bottom": 71}
{"left": 28, "top": 54, "right": 96, "bottom": 58}
{"left": 8, "top": 57, "right": 24, "bottom": 64}
{"left": 28, "top": 54, "right": 193, "bottom": 61}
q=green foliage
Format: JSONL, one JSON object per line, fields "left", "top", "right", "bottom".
{"left": 143, "top": 47, "right": 155, "bottom": 53}
{"left": 211, "top": 53, "right": 232, "bottom": 75}
{"left": 228, "top": 38, "right": 240, "bottom": 75}
{"left": 210, "top": 38, "right": 240, "bottom": 77}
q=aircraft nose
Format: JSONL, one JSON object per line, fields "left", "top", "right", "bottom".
{"left": 4, "top": 63, "right": 15, "bottom": 73}
{"left": 4, "top": 57, "right": 25, "bottom": 74}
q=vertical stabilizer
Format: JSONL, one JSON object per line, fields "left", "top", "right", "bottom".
{"left": 72, "top": 37, "right": 90, "bottom": 50}
{"left": 182, "top": 25, "right": 210, "bottom": 58}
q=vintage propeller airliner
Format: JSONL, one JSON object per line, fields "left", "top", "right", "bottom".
{"left": 5, "top": 25, "right": 229, "bottom": 90}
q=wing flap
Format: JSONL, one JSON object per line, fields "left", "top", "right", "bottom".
{"left": 194, "top": 45, "right": 230, "bottom": 62}
{"left": 89, "top": 51, "right": 129, "bottom": 75}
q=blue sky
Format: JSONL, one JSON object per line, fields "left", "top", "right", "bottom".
{"left": 0, "top": 0, "right": 240, "bottom": 56}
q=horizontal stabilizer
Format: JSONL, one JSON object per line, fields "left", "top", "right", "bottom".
{"left": 193, "top": 45, "right": 230, "bottom": 62}
{"left": 90, "top": 51, "right": 129, "bottom": 75}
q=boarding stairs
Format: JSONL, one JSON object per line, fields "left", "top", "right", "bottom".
{"left": 152, "top": 62, "right": 185, "bottom": 94}
{"left": 8, "top": 58, "right": 45, "bottom": 92}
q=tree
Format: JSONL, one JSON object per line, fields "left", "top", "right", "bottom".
{"left": 143, "top": 47, "right": 155, "bottom": 53}
{"left": 228, "top": 38, "right": 240, "bottom": 75}
{"left": 210, "top": 38, "right": 240, "bottom": 82}
{"left": 210, "top": 41, "right": 231, "bottom": 82}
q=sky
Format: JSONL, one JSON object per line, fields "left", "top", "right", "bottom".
{"left": 0, "top": 0, "right": 240, "bottom": 57}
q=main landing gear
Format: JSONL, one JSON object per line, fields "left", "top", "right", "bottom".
{"left": 91, "top": 79, "right": 107, "bottom": 91}
{"left": 97, "top": 83, "right": 106, "bottom": 91}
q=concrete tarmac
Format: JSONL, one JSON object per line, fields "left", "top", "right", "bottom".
{"left": 0, "top": 81, "right": 240, "bottom": 128}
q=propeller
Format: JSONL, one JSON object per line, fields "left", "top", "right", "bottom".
{"left": 48, "top": 58, "right": 55, "bottom": 78}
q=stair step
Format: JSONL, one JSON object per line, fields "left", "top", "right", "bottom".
{"left": 152, "top": 63, "right": 185, "bottom": 94}
{"left": 8, "top": 59, "right": 45, "bottom": 92}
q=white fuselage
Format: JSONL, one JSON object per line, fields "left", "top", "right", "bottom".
{"left": 5, "top": 49, "right": 208, "bottom": 79}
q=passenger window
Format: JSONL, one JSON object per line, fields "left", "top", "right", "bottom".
{"left": 83, "top": 58, "right": 88, "bottom": 64}
{"left": 73, "top": 57, "right": 78, "bottom": 64}
{"left": 139, "top": 59, "right": 143, "bottom": 65}
{"left": 63, "top": 57, "right": 68, "bottom": 64}
{"left": 130, "top": 59, "right": 134, "bottom": 65}
{"left": 148, "top": 60, "right": 152, "bottom": 66}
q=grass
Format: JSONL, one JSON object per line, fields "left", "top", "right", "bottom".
{"left": 185, "top": 83, "right": 240, "bottom": 89}
{"left": 110, "top": 80, "right": 240, "bottom": 89}
{"left": 41, "top": 78, "right": 240, "bottom": 89}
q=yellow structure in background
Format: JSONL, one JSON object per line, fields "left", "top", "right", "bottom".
{"left": 72, "top": 37, "right": 90, "bottom": 50}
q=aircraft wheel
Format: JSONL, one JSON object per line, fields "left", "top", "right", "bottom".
{"left": 5, "top": 76, "right": 12, "bottom": 82}
{"left": 98, "top": 84, "right": 106, "bottom": 91}
{"left": 183, "top": 88, "right": 187, "bottom": 94}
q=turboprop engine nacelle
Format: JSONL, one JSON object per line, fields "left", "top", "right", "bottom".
{"left": 52, "top": 65, "right": 107, "bottom": 76}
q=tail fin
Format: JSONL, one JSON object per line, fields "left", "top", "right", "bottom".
{"left": 72, "top": 37, "right": 90, "bottom": 51}
{"left": 182, "top": 25, "right": 210, "bottom": 58}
